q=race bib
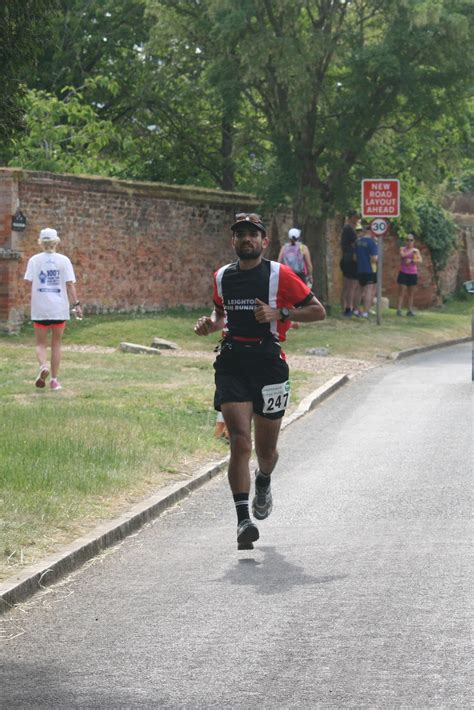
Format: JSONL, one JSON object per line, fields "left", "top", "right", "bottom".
{"left": 262, "top": 381, "right": 291, "bottom": 414}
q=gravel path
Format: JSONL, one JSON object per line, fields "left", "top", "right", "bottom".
{"left": 61, "top": 344, "right": 376, "bottom": 380}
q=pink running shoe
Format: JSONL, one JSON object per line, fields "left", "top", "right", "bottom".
{"left": 50, "top": 379, "right": 62, "bottom": 391}
{"left": 35, "top": 366, "right": 49, "bottom": 388}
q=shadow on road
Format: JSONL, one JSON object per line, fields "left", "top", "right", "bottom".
{"left": 222, "top": 545, "right": 347, "bottom": 595}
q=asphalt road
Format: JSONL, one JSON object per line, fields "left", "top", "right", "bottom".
{"left": 1, "top": 343, "right": 472, "bottom": 709}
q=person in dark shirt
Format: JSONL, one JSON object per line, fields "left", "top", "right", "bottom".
{"left": 194, "top": 212, "right": 325, "bottom": 549}
{"left": 340, "top": 209, "right": 360, "bottom": 317}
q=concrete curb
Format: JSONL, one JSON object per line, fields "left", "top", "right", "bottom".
{"left": 0, "top": 374, "right": 350, "bottom": 613}
{"left": 391, "top": 335, "right": 471, "bottom": 360}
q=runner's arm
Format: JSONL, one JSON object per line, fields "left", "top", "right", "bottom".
{"left": 194, "top": 305, "right": 225, "bottom": 336}
{"left": 254, "top": 296, "right": 325, "bottom": 324}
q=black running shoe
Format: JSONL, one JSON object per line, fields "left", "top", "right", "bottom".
{"left": 252, "top": 473, "right": 273, "bottom": 520}
{"left": 237, "top": 518, "right": 259, "bottom": 548}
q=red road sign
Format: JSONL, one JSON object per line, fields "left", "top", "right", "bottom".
{"left": 362, "top": 179, "right": 400, "bottom": 218}
{"left": 370, "top": 218, "right": 389, "bottom": 236}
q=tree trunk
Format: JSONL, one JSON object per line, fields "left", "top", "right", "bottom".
{"left": 220, "top": 115, "right": 235, "bottom": 191}
{"left": 268, "top": 215, "right": 281, "bottom": 261}
{"left": 293, "top": 161, "right": 331, "bottom": 305}
{"left": 302, "top": 215, "right": 329, "bottom": 306}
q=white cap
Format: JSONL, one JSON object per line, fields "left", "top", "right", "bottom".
{"left": 39, "top": 228, "right": 60, "bottom": 242}
{"left": 288, "top": 228, "right": 301, "bottom": 239}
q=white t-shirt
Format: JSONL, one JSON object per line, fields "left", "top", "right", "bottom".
{"left": 24, "top": 251, "right": 76, "bottom": 321}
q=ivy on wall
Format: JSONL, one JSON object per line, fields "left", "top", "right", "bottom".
{"left": 416, "top": 200, "right": 458, "bottom": 272}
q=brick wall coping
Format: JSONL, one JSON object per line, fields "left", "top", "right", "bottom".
{"left": 0, "top": 168, "right": 260, "bottom": 208}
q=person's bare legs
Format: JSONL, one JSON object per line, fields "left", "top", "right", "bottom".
{"left": 254, "top": 413, "right": 282, "bottom": 475}
{"left": 343, "top": 276, "right": 359, "bottom": 312}
{"left": 397, "top": 284, "right": 406, "bottom": 312}
{"left": 34, "top": 328, "right": 50, "bottom": 387}
{"left": 251, "top": 413, "right": 282, "bottom": 519}
{"left": 407, "top": 286, "right": 415, "bottom": 313}
{"left": 342, "top": 276, "right": 352, "bottom": 311}
{"left": 221, "top": 401, "right": 260, "bottom": 545}
{"left": 221, "top": 401, "right": 254, "bottom": 494}
{"left": 35, "top": 328, "right": 49, "bottom": 369}
{"left": 349, "top": 279, "right": 359, "bottom": 312}
{"left": 361, "top": 285, "right": 371, "bottom": 314}
{"left": 368, "top": 282, "right": 377, "bottom": 312}
{"left": 50, "top": 326, "right": 65, "bottom": 379}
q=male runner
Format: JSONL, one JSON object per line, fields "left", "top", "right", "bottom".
{"left": 194, "top": 213, "right": 326, "bottom": 549}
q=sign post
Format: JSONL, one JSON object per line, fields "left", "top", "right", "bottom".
{"left": 370, "top": 218, "right": 389, "bottom": 325}
{"left": 361, "top": 180, "right": 400, "bottom": 325}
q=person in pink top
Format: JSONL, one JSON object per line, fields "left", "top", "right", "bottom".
{"left": 396, "top": 233, "right": 423, "bottom": 317}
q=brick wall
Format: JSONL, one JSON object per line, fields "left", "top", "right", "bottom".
{"left": 0, "top": 169, "right": 263, "bottom": 331}
{"left": 0, "top": 168, "right": 472, "bottom": 332}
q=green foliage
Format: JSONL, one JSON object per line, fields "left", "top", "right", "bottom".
{"left": 449, "top": 170, "right": 474, "bottom": 193}
{"left": 416, "top": 200, "right": 458, "bottom": 271}
{"left": 3, "top": 0, "right": 472, "bottom": 296}
{"left": 0, "top": 0, "right": 58, "bottom": 155}
{"left": 8, "top": 80, "right": 123, "bottom": 175}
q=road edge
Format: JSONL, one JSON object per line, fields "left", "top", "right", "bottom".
{"left": 0, "top": 374, "right": 349, "bottom": 613}
{"left": 391, "top": 335, "right": 471, "bottom": 360}
{"left": 2, "top": 335, "right": 470, "bottom": 612}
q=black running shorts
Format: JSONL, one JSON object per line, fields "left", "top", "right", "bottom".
{"left": 397, "top": 272, "right": 418, "bottom": 287}
{"left": 357, "top": 272, "right": 377, "bottom": 286}
{"left": 340, "top": 257, "right": 358, "bottom": 280}
{"left": 214, "top": 347, "right": 290, "bottom": 420}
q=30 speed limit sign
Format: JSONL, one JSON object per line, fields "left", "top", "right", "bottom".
{"left": 370, "top": 218, "right": 389, "bottom": 236}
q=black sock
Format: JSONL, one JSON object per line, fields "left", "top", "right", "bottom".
{"left": 233, "top": 493, "right": 250, "bottom": 524}
{"left": 255, "top": 469, "right": 271, "bottom": 489}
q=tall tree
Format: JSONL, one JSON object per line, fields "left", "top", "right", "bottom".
{"left": 145, "top": 0, "right": 246, "bottom": 190}
{"left": 203, "top": 0, "right": 474, "bottom": 300}
{"left": 0, "top": 0, "right": 58, "bottom": 160}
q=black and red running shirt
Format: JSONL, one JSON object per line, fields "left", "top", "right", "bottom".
{"left": 213, "top": 259, "right": 313, "bottom": 343}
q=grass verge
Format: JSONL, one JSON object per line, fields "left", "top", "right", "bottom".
{"left": 0, "top": 299, "right": 471, "bottom": 580}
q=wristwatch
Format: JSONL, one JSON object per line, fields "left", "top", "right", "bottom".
{"left": 279, "top": 307, "right": 290, "bottom": 322}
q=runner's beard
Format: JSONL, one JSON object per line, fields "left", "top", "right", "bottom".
{"left": 235, "top": 243, "right": 263, "bottom": 260}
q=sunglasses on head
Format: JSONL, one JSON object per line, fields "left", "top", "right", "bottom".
{"left": 234, "top": 212, "right": 262, "bottom": 223}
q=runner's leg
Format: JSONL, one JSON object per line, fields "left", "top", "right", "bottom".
{"left": 221, "top": 401, "right": 254, "bottom": 494}
{"left": 254, "top": 413, "right": 282, "bottom": 476}
{"left": 222, "top": 401, "right": 260, "bottom": 545}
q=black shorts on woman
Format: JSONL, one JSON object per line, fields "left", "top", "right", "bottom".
{"left": 340, "top": 255, "right": 358, "bottom": 280}
{"left": 397, "top": 272, "right": 418, "bottom": 287}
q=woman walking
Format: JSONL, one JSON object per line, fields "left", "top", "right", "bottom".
{"left": 24, "top": 228, "right": 82, "bottom": 390}
{"left": 396, "top": 233, "right": 422, "bottom": 317}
